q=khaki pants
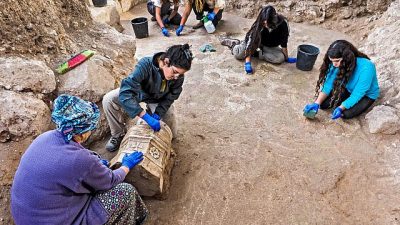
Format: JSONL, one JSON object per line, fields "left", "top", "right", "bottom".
{"left": 102, "top": 88, "right": 177, "bottom": 138}
{"left": 232, "top": 42, "right": 285, "bottom": 64}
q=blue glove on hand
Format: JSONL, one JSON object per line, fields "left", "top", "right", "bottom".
{"left": 142, "top": 113, "right": 161, "bottom": 131}
{"left": 161, "top": 27, "right": 169, "bottom": 37}
{"left": 100, "top": 159, "right": 109, "bottom": 167}
{"left": 176, "top": 25, "right": 184, "bottom": 36}
{"left": 163, "top": 17, "right": 170, "bottom": 25}
{"left": 152, "top": 113, "right": 161, "bottom": 120}
{"left": 303, "top": 103, "right": 320, "bottom": 113}
{"left": 244, "top": 62, "right": 253, "bottom": 74}
{"left": 286, "top": 57, "right": 297, "bottom": 63}
{"left": 122, "top": 151, "right": 144, "bottom": 170}
{"left": 207, "top": 12, "right": 216, "bottom": 21}
{"left": 331, "top": 107, "right": 343, "bottom": 120}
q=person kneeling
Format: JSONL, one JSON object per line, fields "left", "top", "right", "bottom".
{"left": 103, "top": 44, "right": 194, "bottom": 152}
{"left": 221, "top": 5, "right": 293, "bottom": 74}
{"left": 303, "top": 40, "right": 380, "bottom": 120}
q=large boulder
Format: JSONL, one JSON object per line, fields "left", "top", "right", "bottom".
{"left": 86, "top": 104, "right": 110, "bottom": 145}
{"left": 57, "top": 55, "right": 116, "bottom": 103}
{"left": 89, "top": 0, "right": 121, "bottom": 29}
{"left": 365, "top": 105, "right": 400, "bottom": 134}
{"left": 362, "top": 0, "right": 400, "bottom": 106}
{"left": 0, "top": 57, "right": 56, "bottom": 93}
{"left": 117, "top": 0, "right": 145, "bottom": 13}
{"left": 0, "top": 90, "right": 51, "bottom": 142}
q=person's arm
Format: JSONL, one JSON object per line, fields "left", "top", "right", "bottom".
{"left": 314, "top": 92, "right": 328, "bottom": 105}
{"left": 281, "top": 20, "right": 289, "bottom": 60}
{"left": 82, "top": 156, "right": 127, "bottom": 192}
{"left": 169, "top": 4, "right": 179, "bottom": 20}
{"left": 118, "top": 61, "right": 148, "bottom": 118}
{"left": 154, "top": 78, "right": 184, "bottom": 117}
{"left": 281, "top": 48, "right": 288, "bottom": 60}
{"left": 245, "top": 56, "right": 251, "bottom": 63}
{"left": 213, "top": 7, "right": 220, "bottom": 14}
{"left": 341, "top": 62, "right": 376, "bottom": 109}
{"left": 179, "top": 1, "right": 192, "bottom": 26}
{"left": 155, "top": 7, "right": 166, "bottom": 28}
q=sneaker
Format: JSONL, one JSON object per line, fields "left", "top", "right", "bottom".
{"left": 220, "top": 38, "right": 241, "bottom": 49}
{"left": 193, "top": 21, "right": 204, "bottom": 29}
{"left": 106, "top": 136, "right": 124, "bottom": 152}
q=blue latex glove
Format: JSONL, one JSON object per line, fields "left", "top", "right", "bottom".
{"left": 244, "top": 62, "right": 253, "bottom": 74}
{"left": 122, "top": 151, "right": 144, "bottom": 170}
{"left": 100, "top": 159, "right": 109, "bottom": 167}
{"left": 163, "top": 17, "right": 170, "bottom": 25}
{"left": 207, "top": 12, "right": 216, "bottom": 21}
{"left": 152, "top": 113, "right": 161, "bottom": 120}
{"left": 161, "top": 27, "right": 169, "bottom": 37}
{"left": 176, "top": 25, "right": 184, "bottom": 36}
{"left": 331, "top": 107, "right": 343, "bottom": 120}
{"left": 286, "top": 57, "right": 297, "bottom": 63}
{"left": 303, "top": 103, "right": 320, "bottom": 113}
{"left": 142, "top": 113, "right": 161, "bottom": 131}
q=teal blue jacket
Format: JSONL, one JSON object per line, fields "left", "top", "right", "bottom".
{"left": 321, "top": 57, "right": 380, "bottom": 109}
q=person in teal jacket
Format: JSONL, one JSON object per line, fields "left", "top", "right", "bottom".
{"left": 303, "top": 40, "right": 379, "bottom": 120}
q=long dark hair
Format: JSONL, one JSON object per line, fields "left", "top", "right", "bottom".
{"left": 244, "top": 5, "right": 280, "bottom": 57}
{"left": 315, "top": 40, "right": 370, "bottom": 107}
{"left": 160, "top": 44, "right": 193, "bottom": 70}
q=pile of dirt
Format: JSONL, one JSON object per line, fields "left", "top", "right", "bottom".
{"left": 0, "top": 0, "right": 91, "bottom": 57}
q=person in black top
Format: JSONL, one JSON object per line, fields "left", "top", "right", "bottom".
{"left": 102, "top": 44, "right": 193, "bottom": 152}
{"left": 220, "top": 6, "right": 294, "bottom": 74}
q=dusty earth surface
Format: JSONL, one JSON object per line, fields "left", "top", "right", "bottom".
{"left": 91, "top": 4, "right": 400, "bottom": 225}
{"left": 1, "top": 2, "right": 399, "bottom": 225}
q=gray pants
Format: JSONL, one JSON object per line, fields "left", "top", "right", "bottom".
{"left": 102, "top": 88, "right": 177, "bottom": 138}
{"left": 232, "top": 42, "right": 285, "bottom": 64}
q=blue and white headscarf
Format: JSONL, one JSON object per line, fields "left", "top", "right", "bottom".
{"left": 51, "top": 94, "right": 100, "bottom": 143}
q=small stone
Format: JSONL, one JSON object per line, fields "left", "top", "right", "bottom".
{"left": 91, "top": 44, "right": 97, "bottom": 49}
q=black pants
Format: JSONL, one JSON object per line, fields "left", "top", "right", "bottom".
{"left": 147, "top": 1, "right": 182, "bottom": 25}
{"left": 320, "top": 89, "right": 375, "bottom": 119}
{"left": 192, "top": 2, "right": 223, "bottom": 27}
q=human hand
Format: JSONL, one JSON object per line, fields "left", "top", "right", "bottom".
{"left": 207, "top": 12, "right": 216, "bottom": 21}
{"left": 100, "top": 159, "right": 109, "bottom": 167}
{"left": 286, "top": 57, "right": 297, "bottom": 63}
{"left": 121, "top": 151, "right": 144, "bottom": 170}
{"left": 331, "top": 107, "right": 343, "bottom": 120}
{"left": 161, "top": 27, "right": 169, "bottom": 37}
{"left": 244, "top": 62, "right": 253, "bottom": 74}
{"left": 151, "top": 113, "right": 161, "bottom": 120}
{"left": 176, "top": 25, "right": 184, "bottom": 36}
{"left": 303, "top": 103, "right": 320, "bottom": 113}
{"left": 142, "top": 113, "right": 161, "bottom": 131}
{"left": 163, "top": 17, "right": 170, "bottom": 25}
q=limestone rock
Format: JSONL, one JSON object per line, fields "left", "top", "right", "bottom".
{"left": 57, "top": 55, "right": 116, "bottom": 103}
{"left": 0, "top": 57, "right": 56, "bottom": 93}
{"left": 86, "top": 103, "right": 110, "bottom": 145}
{"left": 118, "top": 0, "right": 145, "bottom": 13}
{"left": 362, "top": 0, "right": 400, "bottom": 104}
{"left": 0, "top": 90, "right": 51, "bottom": 142}
{"left": 89, "top": 0, "right": 121, "bottom": 28}
{"left": 365, "top": 105, "right": 400, "bottom": 134}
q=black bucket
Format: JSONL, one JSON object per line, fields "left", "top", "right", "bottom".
{"left": 296, "top": 44, "right": 320, "bottom": 71}
{"left": 92, "top": 0, "right": 107, "bottom": 7}
{"left": 131, "top": 17, "right": 149, "bottom": 39}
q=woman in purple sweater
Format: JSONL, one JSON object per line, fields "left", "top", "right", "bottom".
{"left": 11, "top": 95, "right": 148, "bottom": 225}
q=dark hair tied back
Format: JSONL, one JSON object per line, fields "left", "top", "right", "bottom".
{"left": 165, "top": 44, "right": 193, "bottom": 71}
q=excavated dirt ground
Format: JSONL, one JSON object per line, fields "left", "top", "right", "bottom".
{"left": 92, "top": 4, "right": 400, "bottom": 225}
{"left": 1, "top": 3, "right": 399, "bottom": 224}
